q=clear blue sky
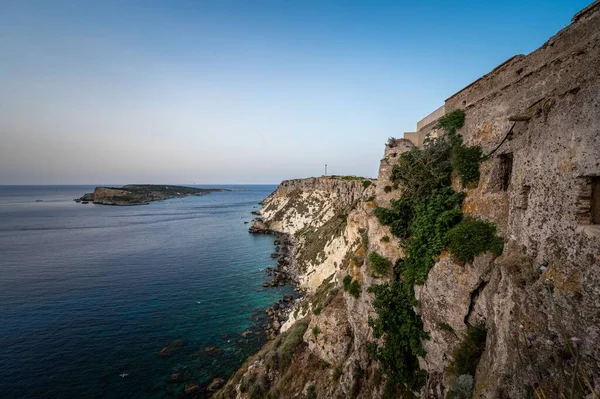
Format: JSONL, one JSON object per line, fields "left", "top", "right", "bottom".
{"left": 0, "top": 0, "right": 591, "bottom": 184}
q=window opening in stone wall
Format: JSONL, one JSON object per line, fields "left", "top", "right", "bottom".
{"left": 499, "top": 153, "right": 513, "bottom": 191}
{"left": 592, "top": 178, "right": 600, "bottom": 224}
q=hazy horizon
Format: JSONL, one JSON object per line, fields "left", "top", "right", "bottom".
{"left": 0, "top": 0, "right": 590, "bottom": 185}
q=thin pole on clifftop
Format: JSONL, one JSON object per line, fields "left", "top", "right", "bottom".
{"left": 325, "top": 164, "right": 327, "bottom": 176}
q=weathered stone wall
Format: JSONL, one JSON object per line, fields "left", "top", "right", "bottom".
{"left": 417, "top": 3, "right": 600, "bottom": 397}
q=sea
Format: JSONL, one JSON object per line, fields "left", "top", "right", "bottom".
{"left": 0, "top": 185, "right": 292, "bottom": 399}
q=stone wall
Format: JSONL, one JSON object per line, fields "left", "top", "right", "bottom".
{"left": 416, "top": 2, "right": 600, "bottom": 397}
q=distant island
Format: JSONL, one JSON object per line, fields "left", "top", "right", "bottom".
{"left": 77, "top": 184, "right": 227, "bottom": 206}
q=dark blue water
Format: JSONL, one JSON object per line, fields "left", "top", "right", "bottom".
{"left": 0, "top": 185, "right": 289, "bottom": 398}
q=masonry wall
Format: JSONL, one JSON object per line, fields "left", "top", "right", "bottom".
{"left": 417, "top": 2, "right": 600, "bottom": 396}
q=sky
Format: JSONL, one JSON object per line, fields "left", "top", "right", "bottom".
{"left": 0, "top": 0, "right": 591, "bottom": 185}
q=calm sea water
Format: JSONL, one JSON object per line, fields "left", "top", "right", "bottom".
{"left": 0, "top": 185, "right": 290, "bottom": 399}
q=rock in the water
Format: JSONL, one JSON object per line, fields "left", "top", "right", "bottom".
{"left": 203, "top": 346, "right": 222, "bottom": 354}
{"left": 167, "top": 373, "right": 184, "bottom": 383}
{"left": 207, "top": 377, "right": 225, "bottom": 392}
{"left": 158, "top": 339, "right": 187, "bottom": 357}
{"left": 248, "top": 219, "right": 269, "bottom": 233}
{"left": 184, "top": 383, "right": 200, "bottom": 394}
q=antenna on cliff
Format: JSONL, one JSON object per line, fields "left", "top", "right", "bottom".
{"left": 325, "top": 164, "right": 327, "bottom": 176}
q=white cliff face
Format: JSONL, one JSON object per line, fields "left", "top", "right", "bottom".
{"left": 258, "top": 176, "right": 375, "bottom": 292}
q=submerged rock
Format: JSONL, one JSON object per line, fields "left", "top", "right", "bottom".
{"left": 203, "top": 346, "right": 222, "bottom": 355}
{"left": 184, "top": 383, "right": 200, "bottom": 394}
{"left": 207, "top": 378, "right": 225, "bottom": 392}
{"left": 158, "top": 339, "right": 187, "bottom": 358}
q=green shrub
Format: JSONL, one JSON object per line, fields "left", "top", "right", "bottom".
{"left": 435, "top": 109, "right": 465, "bottom": 134}
{"left": 374, "top": 197, "right": 415, "bottom": 239}
{"left": 312, "top": 326, "right": 321, "bottom": 337}
{"left": 380, "top": 235, "right": 390, "bottom": 242}
{"left": 362, "top": 180, "right": 372, "bottom": 189}
{"left": 447, "top": 324, "right": 487, "bottom": 377}
{"left": 401, "top": 188, "right": 464, "bottom": 285}
{"left": 348, "top": 281, "right": 361, "bottom": 298}
{"left": 342, "top": 275, "right": 352, "bottom": 291}
{"left": 313, "top": 306, "right": 322, "bottom": 316}
{"left": 384, "top": 185, "right": 392, "bottom": 193}
{"left": 369, "top": 252, "right": 392, "bottom": 276}
{"left": 452, "top": 141, "right": 483, "bottom": 187}
{"left": 391, "top": 137, "right": 453, "bottom": 199}
{"left": 368, "top": 279, "right": 428, "bottom": 390}
{"left": 342, "top": 275, "right": 361, "bottom": 297}
{"left": 446, "top": 217, "right": 504, "bottom": 263}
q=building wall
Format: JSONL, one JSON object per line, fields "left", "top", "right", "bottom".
{"left": 417, "top": 2, "right": 600, "bottom": 396}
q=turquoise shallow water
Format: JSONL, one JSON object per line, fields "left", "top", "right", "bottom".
{"left": 0, "top": 185, "right": 291, "bottom": 398}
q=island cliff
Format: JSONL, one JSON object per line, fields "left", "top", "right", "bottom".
{"left": 216, "top": 2, "right": 600, "bottom": 398}
{"left": 78, "top": 184, "right": 225, "bottom": 205}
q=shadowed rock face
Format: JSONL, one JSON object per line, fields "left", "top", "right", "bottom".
{"left": 78, "top": 184, "right": 226, "bottom": 205}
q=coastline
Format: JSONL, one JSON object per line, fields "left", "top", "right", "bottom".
{"left": 248, "top": 205, "right": 306, "bottom": 341}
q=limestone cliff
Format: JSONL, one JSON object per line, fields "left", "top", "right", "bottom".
{"left": 216, "top": 3, "right": 600, "bottom": 398}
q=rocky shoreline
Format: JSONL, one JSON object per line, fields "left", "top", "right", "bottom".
{"left": 249, "top": 212, "right": 304, "bottom": 341}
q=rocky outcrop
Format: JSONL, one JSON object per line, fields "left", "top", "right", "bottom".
{"left": 254, "top": 175, "right": 376, "bottom": 291}
{"left": 77, "top": 184, "right": 225, "bottom": 205}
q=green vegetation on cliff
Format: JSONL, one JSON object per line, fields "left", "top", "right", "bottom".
{"left": 342, "top": 275, "right": 361, "bottom": 298}
{"left": 369, "top": 110, "right": 503, "bottom": 391}
{"left": 446, "top": 217, "right": 504, "bottom": 263}
{"left": 368, "top": 251, "right": 392, "bottom": 276}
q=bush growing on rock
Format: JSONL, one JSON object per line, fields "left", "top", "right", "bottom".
{"left": 342, "top": 275, "right": 361, "bottom": 298}
{"left": 342, "top": 275, "right": 352, "bottom": 291}
{"left": 452, "top": 142, "right": 483, "bottom": 187}
{"left": 348, "top": 281, "right": 361, "bottom": 298}
{"left": 446, "top": 217, "right": 504, "bottom": 263}
{"left": 368, "top": 252, "right": 392, "bottom": 276}
{"left": 368, "top": 278, "right": 428, "bottom": 390}
{"left": 435, "top": 109, "right": 465, "bottom": 134}
{"left": 447, "top": 324, "right": 487, "bottom": 377}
